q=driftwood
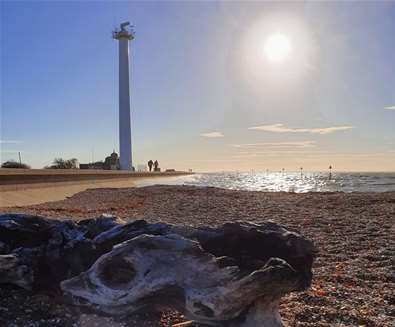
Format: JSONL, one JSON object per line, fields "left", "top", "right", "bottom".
{"left": 0, "top": 214, "right": 315, "bottom": 326}
{"left": 0, "top": 253, "right": 33, "bottom": 290}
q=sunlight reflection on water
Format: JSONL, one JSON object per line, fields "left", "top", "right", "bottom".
{"left": 179, "top": 172, "right": 395, "bottom": 193}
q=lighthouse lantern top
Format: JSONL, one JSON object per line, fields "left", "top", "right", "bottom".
{"left": 113, "top": 22, "right": 134, "bottom": 40}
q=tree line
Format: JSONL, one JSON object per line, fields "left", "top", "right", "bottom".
{"left": 1, "top": 158, "right": 78, "bottom": 169}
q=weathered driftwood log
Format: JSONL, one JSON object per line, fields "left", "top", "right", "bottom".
{"left": 0, "top": 214, "right": 119, "bottom": 290}
{"left": 64, "top": 221, "right": 314, "bottom": 326}
{"left": 0, "top": 253, "right": 34, "bottom": 290}
{"left": 93, "top": 220, "right": 314, "bottom": 286}
{"left": 0, "top": 214, "right": 315, "bottom": 326}
{"left": 62, "top": 234, "right": 308, "bottom": 327}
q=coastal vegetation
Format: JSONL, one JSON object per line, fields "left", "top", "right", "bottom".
{"left": 45, "top": 158, "right": 78, "bottom": 169}
{"left": 1, "top": 160, "right": 31, "bottom": 169}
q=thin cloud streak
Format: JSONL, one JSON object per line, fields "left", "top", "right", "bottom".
{"left": 200, "top": 131, "right": 224, "bottom": 138}
{"left": 248, "top": 123, "right": 354, "bottom": 134}
{"left": 230, "top": 151, "right": 395, "bottom": 159}
{"left": 231, "top": 149, "right": 332, "bottom": 158}
{"left": 0, "top": 140, "right": 22, "bottom": 144}
{"left": 231, "top": 141, "right": 316, "bottom": 148}
{"left": 384, "top": 105, "right": 395, "bottom": 110}
{"left": 0, "top": 150, "right": 29, "bottom": 154}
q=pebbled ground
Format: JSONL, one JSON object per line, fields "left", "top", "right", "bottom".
{"left": 1, "top": 185, "right": 394, "bottom": 326}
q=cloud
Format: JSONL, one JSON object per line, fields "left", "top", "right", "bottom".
{"left": 231, "top": 141, "right": 316, "bottom": 149}
{"left": 200, "top": 131, "right": 224, "bottom": 138}
{"left": 0, "top": 150, "right": 29, "bottom": 154}
{"left": 0, "top": 140, "right": 21, "bottom": 144}
{"left": 230, "top": 150, "right": 331, "bottom": 158}
{"left": 384, "top": 105, "right": 395, "bottom": 110}
{"left": 248, "top": 123, "right": 353, "bottom": 134}
{"left": 230, "top": 151, "right": 394, "bottom": 159}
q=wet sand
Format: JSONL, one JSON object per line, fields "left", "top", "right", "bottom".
{"left": 1, "top": 185, "right": 394, "bottom": 326}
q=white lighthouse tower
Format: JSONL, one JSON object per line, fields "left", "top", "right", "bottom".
{"left": 113, "top": 22, "right": 134, "bottom": 170}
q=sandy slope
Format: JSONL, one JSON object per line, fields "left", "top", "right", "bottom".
{"left": 0, "top": 175, "right": 189, "bottom": 207}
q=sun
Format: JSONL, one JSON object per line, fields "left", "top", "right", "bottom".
{"left": 263, "top": 33, "right": 292, "bottom": 63}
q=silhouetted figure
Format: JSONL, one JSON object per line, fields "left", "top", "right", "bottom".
{"left": 329, "top": 165, "right": 333, "bottom": 180}
{"left": 148, "top": 160, "right": 153, "bottom": 172}
{"left": 154, "top": 160, "right": 159, "bottom": 172}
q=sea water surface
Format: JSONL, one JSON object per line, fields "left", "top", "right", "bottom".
{"left": 164, "top": 172, "right": 395, "bottom": 193}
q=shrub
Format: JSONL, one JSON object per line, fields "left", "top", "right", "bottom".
{"left": 45, "top": 158, "right": 78, "bottom": 169}
{"left": 1, "top": 160, "right": 31, "bottom": 169}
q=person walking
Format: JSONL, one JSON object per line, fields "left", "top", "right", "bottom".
{"left": 148, "top": 160, "right": 153, "bottom": 172}
{"left": 154, "top": 160, "right": 159, "bottom": 171}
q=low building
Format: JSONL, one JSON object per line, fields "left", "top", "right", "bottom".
{"left": 80, "top": 151, "right": 120, "bottom": 170}
{"left": 104, "top": 152, "right": 120, "bottom": 170}
{"left": 79, "top": 162, "right": 105, "bottom": 170}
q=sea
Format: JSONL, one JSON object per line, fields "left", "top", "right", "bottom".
{"left": 161, "top": 171, "right": 395, "bottom": 193}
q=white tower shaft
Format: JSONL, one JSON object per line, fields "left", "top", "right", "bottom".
{"left": 118, "top": 37, "right": 132, "bottom": 170}
{"left": 113, "top": 22, "right": 134, "bottom": 170}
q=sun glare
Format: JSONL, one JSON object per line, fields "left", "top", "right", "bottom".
{"left": 263, "top": 33, "right": 292, "bottom": 63}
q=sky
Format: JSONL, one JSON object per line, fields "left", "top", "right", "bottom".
{"left": 1, "top": 1, "right": 394, "bottom": 172}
